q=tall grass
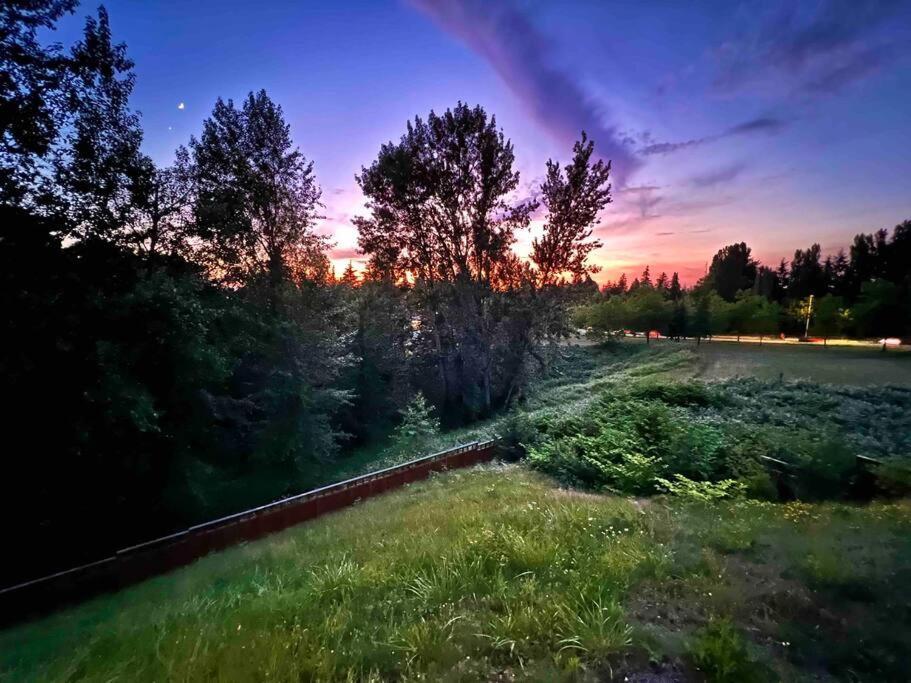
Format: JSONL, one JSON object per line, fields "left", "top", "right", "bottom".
{"left": 3, "top": 466, "right": 910, "bottom": 681}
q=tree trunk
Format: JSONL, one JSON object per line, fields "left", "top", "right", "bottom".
{"left": 431, "top": 326, "right": 449, "bottom": 406}
{"left": 645, "top": 330, "right": 650, "bottom": 344}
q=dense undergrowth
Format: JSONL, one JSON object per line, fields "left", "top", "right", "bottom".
{"left": 3, "top": 342, "right": 910, "bottom": 681}
{"left": 2, "top": 467, "right": 909, "bottom": 681}
{"left": 510, "top": 343, "right": 911, "bottom": 501}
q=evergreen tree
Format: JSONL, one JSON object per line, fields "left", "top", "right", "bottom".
{"left": 668, "top": 272, "right": 683, "bottom": 300}
{"left": 640, "top": 265, "right": 653, "bottom": 288}
{"left": 615, "top": 273, "right": 628, "bottom": 294}
{"left": 339, "top": 260, "right": 359, "bottom": 287}
{"left": 389, "top": 392, "right": 440, "bottom": 456}
{"left": 788, "top": 244, "right": 826, "bottom": 299}
{"left": 668, "top": 300, "right": 688, "bottom": 340}
{"left": 691, "top": 290, "right": 712, "bottom": 345}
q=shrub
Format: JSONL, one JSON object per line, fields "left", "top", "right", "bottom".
{"left": 874, "top": 462, "right": 911, "bottom": 497}
{"left": 666, "top": 423, "right": 726, "bottom": 480}
{"left": 602, "top": 450, "right": 665, "bottom": 495}
{"left": 656, "top": 475, "right": 745, "bottom": 502}
{"left": 627, "top": 381, "right": 719, "bottom": 407}
{"left": 688, "top": 619, "right": 770, "bottom": 682}
{"left": 388, "top": 392, "right": 440, "bottom": 456}
{"left": 496, "top": 412, "right": 540, "bottom": 461}
{"left": 794, "top": 439, "right": 857, "bottom": 500}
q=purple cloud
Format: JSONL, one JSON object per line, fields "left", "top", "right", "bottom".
{"left": 410, "top": 0, "right": 641, "bottom": 185}
{"left": 714, "top": 0, "right": 905, "bottom": 96}
{"left": 689, "top": 163, "right": 746, "bottom": 188}
{"left": 641, "top": 116, "right": 788, "bottom": 156}
{"left": 725, "top": 116, "right": 788, "bottom": 135}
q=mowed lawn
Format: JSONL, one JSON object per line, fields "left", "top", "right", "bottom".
{"left": 1, "top": 466, "right": 909, "bottom": 682}
{"left": 602, "top": 336, "right": 911, "bottom": 386}
{"left": 692, "top": 340, "right": 911, "bottom": 386}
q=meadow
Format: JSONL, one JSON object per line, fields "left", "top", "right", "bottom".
{"left": 2, "top": 341, "right": 910, "bottom": 681}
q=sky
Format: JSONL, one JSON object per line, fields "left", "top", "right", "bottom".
{"left": 52, "top": 0, "right": 911, "bottom": 284}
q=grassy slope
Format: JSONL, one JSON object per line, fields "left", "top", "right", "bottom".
{"left": 298, "top": 340, "right": 911, "bottom": 491}
{"left": 4, "top": 342, "right": 911, "bottom": 681}
{"left": 2, "top": 466, "right": 909, "bottom": 681}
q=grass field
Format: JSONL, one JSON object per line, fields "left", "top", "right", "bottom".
{"left": 1, "top": 467, "right": 909, "bottom": 681}
{"left": 2, "top": 341, "right": 911, "bottom": 681}
{"left": 282, "top": 340, "right": 911, "bottom": 492}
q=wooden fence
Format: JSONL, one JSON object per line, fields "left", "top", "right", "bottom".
{"left": 0, "top": 440, "right": 500, "bottom": 625}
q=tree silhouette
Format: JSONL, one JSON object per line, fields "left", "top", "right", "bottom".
{"left": 532, "top": 131, "right": 610, "bottom": 286}
{"left": 706, "top": 242, "right": 757, "bottom": 301}
{"left": 191, "top": 90, "right": 324, "bottom": 289}
{"left": 0, "top": 0, "right": 78, "bottom": 203}
{"left": 52, "top": 6, "right": 146, "bottom": 239}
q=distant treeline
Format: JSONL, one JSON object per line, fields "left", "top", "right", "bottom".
{"left": 578, "top": 227, "right": 911, "bottom": 342}
{"left": 1, "top": 3, "right": 608, "bottom": 582}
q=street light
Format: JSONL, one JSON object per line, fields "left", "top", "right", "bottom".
{"left": 804, "top": 294, "right": 814, "bottom": 340}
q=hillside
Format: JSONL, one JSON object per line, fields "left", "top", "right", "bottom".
{"left": 2, "top": 466, "right": 909, "bottom": 681}
{"left": 2, "top": 341, "right": 911, "bottom": 681}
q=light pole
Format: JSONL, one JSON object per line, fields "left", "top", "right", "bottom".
{"left": 804, "top": 294, "right": 814, "bottom": 339}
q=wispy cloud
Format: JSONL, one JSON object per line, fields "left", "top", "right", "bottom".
{"left": 688, "top": 162, "right": 746, "bottom": 188}
{"left": 725, "top": 116, "right": 788, "bottom": 135}
{"left": 713, "top": 0, "right": 905, "bottom": 96}
{"left": 641, "top": 116, "right": 788, "bottom": 156}
{"left": 410, "top": 0, "right": 641, "bottom": 184}
{"left": 641, "top": 138, "right": 705, "bottom": 156}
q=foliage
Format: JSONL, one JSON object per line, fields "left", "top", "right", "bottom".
{"left": 2, "top": 468, "right": 909, "bottom": 681}
{"left": 688, "top": 619, "right": 769, "bottom": 682}
{"left": 706, "top": 242, "right": 757, "bottom": 302}
{"left": 532, "top": 131, "right": 610, "bottom": 285}
{"left": 524, "top": 354, "right": 911, "bottom": 501}
{"left": 590, "top": 222, "right": 911, "bottom": 341}
{"left": 388, "top": 392, "right": 440, "bottom": 457}
{"left": 190, "top": 90, "right": 327, "bottom": 289}
{"left": 656, "top": 475, "right": 745, "bottom": 501}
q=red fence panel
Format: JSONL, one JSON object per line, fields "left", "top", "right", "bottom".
{"left": 0, "top": 439, "right": 500, "bottom": 625}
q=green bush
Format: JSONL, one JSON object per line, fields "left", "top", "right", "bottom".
{"left": 794, "top": 439, "right": 857, "bottom": 500}
{"left": 656, "top": 474, "right": 745, "bottom": 502}
{"left": 688, "top": 619, "right": 771, "bottom": 682}
{"left": 627, "top": 380, "right": 720, "bottom": 407}
{"left": 874, "top": 462, "right": 911, "bottom": 497}
{"left": 496, "top": 412, "right": 540, "bottom": 461}
{"left": 526, "top": 375, "right": 908, "bottom": 502}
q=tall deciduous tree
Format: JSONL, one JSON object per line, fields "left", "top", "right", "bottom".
{"left": 532, "top": 131, "right": 609, "bottom": 286}
{"left": 355, "top": 103, "right": 536, "bottom": 416}
{"left": 707, "top": 242, "right": 757, "bottom": 301}
{"left": 0, "top": 0, "right": 77, "bottom": 204}
{"left": 127, "top": 146, "right": 194, "bottom": 257}
{"left": 191, "top": 90, "right": 324, "bottom": 289}
{"left": 52, "top": 6, "right": 146, "bottom": 239}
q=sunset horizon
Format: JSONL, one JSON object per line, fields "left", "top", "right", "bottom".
{"left": 43, "top": 0, "right": 911, "bottom": 285}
